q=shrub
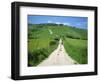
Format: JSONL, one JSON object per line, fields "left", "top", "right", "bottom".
{"left": 49, "top": 40, "right": 57, "bottom": 46}
{"left": 54, "top": 37, "right": 59, "bottom": 41}
{"left": 28, "top": 48, "right": 49, "bottom": 66}
{"left": 66, "top": 33, "right": 81, "bottom": 39}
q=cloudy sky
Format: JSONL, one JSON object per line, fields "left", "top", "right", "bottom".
{"left": 28, "top": 15, "right": 88, "bottom": 29}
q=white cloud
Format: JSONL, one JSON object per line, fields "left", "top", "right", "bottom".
{"left": 48, "top": 21, "right": 52, "bottom": 23}
{"left": 55, "top": 22, "right": 60, "bottom": 25}
{"left": 48, "top": 21, "right": 71, "bottom": 26}
{"left": 63, "top": 23, "right": 70, "bottom": 26}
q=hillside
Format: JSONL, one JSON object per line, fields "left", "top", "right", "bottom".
{"left": 28, "top": 23, "right": 87, "bottom": 66}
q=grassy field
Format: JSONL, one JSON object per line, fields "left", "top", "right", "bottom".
{"left": 28, "top": 23, "right": 88, "bottom": 66}
{"left": 28, "top": 24, "right": 59, "bottom": 66}
{"left": 63, "top": 38, "right": 87, "bottom": 64}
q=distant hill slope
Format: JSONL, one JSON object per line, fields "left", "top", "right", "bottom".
{"left": 28, "top": 23, "right": 87, "bottom": 40}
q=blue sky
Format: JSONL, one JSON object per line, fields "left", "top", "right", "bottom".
{"left": 28, "top": 15, "right": 88, "bottom": 29}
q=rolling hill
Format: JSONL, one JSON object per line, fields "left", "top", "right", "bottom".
{"left": 28, "top": 23, "right": 87, "bottom": 66}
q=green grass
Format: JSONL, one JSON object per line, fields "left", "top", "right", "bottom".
{"left": 63, "top": 38, "right": 87, "bottom": 64}
{"left": 28, "top": 24, "right": 88, "bottom": 66}
{"left": 28, "top": 45, "right": 58, "bottom": 66}
{"left": 28, "top": 25, "right": 59, "bottom": 66}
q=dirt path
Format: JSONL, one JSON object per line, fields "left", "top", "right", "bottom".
{"left": 38, "top": 39, "right": 78, "bottom": 66}
{"left": 48, "top": 29, "right": 53, "bottom": 35}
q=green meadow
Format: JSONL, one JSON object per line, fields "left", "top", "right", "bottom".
{"left": 28, "top": 23, "right": 88, "bottom": 66}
